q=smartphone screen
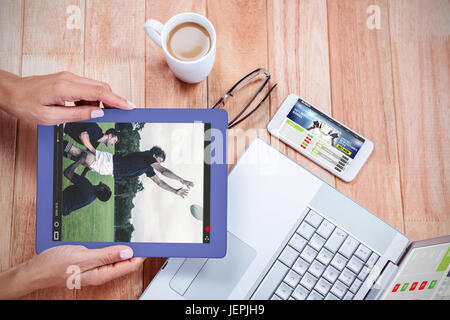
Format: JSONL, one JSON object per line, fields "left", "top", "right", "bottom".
{"left": 277, "top": 99, "right": 365, "bottom": 175}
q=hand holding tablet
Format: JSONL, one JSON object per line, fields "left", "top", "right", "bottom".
{"left": 0, "top": 245, "right": 144, "bottom": 299}
{"left": 37, "top": 108, "right": 228, "bottom": 258}
{"left": 0, "top": 70, "right": 135, "bottom": 125}
{"left": 1, "top": 70, "right": 227, "bottom": 298}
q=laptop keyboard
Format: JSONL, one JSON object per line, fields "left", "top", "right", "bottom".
{"left": 252, "top": 209, "right": 379, "bottom": 300}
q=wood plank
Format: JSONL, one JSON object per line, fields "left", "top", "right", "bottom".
{"left": 267, "top": 0, "right": 334, "bottom": 184}
{"left": 145, "top": 0, "right": 207, "bottom": 108}
{"left": 12, "top": 0, "right": 86, "bottom": 299}
{"left": 84, "top": 0, "right": 146, "bottom": 109}
{"left": 388, "top": 0, "right": 450, "bottom": 240}
{"left": 143, "top": 0, "right": 207, "bottom": 291}
{"left": 78, "top": 0, "right": 146, "bottom": 300}
{"left": 0, "top": 0, "right": 23, "bottom": 273}
{"left": 327, "top": 0, "right": 404, "bottom": 231}
{"left": 207, "top": 0, "right": 269, "bottom": 168}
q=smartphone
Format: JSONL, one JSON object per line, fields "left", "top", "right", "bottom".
{"left": 268, "top": 94, "right": 373, "bottom": 182}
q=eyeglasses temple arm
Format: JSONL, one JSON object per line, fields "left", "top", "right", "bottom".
{"left": 228, "top": 83, "right": 278, "bottom": 129}
{"left": 228, "top": 76, "right": 270, "bottom": 126}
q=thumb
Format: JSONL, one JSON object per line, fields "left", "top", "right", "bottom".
{"left": 79, "top": 245, "right": 135, "bottom": 271}
{"left": 77, "top": 246, "right": 143, "bottom": 287}
{"left": 40, "top": 105, "right": 104, "bottom": 125}
{"left": 81, "top": 257, "right": 145, "bottom": 287}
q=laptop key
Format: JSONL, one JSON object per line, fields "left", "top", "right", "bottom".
{"left": 355, "top": 244, "right": 372, "bottom": 262}
{"left": 300, "top": 245, "right": 318, "bottom": 264}
{"left": 338, "top": 268, "right": 356, "bottom": 287}
{"left": 309, "top": 234, "right": 326, "bottom": 251}
{"left": 292, "top": 257, "right": 310, "bottom": 276}
{"left": 299, "top": 272, "right": 318, "bottom": 291}
{"left": 284, "top": 270, "right": 301, "bottom": 288}
{"left": 325, "top": 292, "right": 339, "bottom": 300}
{"left": 343, "top": 291, "right": 354, "bottom": 300}
{"left": 314, "top": 277, "right": 332, "bottom": 296}
{"left": 289, "top": 233, "right": 308, "bottom": 252}
{"left": 323, "top": 265, "right": 340, "bottom": 283}
{"left": 350, "top": 278, "right": 362, "bottom": 293}
{"left": 307, "top": 290, "right": 324, "bottom": 300}
{"left": 330, "top": 253, "right": 348, "bottom": 271}
{"left": 297, "top": 222, "right": 315, "bottom": 240}
{"left": 251, "top": 261, "right": 289, "bottom": 300}
{"left": 316, "top": 220, "right": 335, "bottom": 239}
{"left": 338, "top": 236, "right": 359, "bottom": 259}
{"left": 324, "top": 228, "right": 347, "bottom": 253}
{"left": 317, "top": 248, "right": 333, "bottom": 265}
{"left": 366, "top": 252, "right": 379, "bottom": 268}
{"left": 292, "top": 285, "right": 309, "bottom": 300}
{"left": 308, "top": 260, "right": 326, "bottom": 278}
{"left": 271, "top": 294, "right": 282, "bottom": 300}
{"left": 358, "top": 266, "right": 370, "bottom": 281}
{"left": 305, "top": 210, "right": 323, "bottom": 228}
{"left": 347, "top": 256, "right": 364, "bottom": 274}
{"left": 275, "top": 282, "right": 293, "bottom": 300}
{"left": 330, "top": 280, "right": 348, "bottom": 299}
{"left": 279, "top": 246, "right": 299, "bottom": 267}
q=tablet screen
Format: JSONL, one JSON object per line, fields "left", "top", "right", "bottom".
{"left": 52, "top": 122, "right": 211, "bottom": 244}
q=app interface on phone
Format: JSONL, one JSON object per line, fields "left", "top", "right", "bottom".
{"left": 52, "top": 122, "right": 211, "bottom": 244}
{"left": 278, "top": 99, "right": 365, "bottom": 174}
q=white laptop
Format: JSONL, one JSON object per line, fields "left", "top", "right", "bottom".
{"left": 140, "top": 138, "right": 450, "bottom": 300}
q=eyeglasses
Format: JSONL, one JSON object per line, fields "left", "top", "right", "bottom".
{"left": 210, "top": 68, "right": 277, "bottom": 129}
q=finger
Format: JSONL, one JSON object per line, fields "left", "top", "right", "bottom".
{"left": 54, "top": 80, "right": 135, "bottom": 110}
{"left": 78, "top": 245, "right": 135, "bottom": 271}
{"left": 57, "top": 71, "right": 113, "bottom": 92}
{"left": 39, "top": 105, "right": 105, "bottom": 125}
{"left": 103, "top": 102, "right": 123, "bottom": 109}
{"left": 81, "top": 257, "right": 145, "bottom": 287}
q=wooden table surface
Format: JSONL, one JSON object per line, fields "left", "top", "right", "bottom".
{"left": 0, "top": 0, "right": 448, "bottom": 299}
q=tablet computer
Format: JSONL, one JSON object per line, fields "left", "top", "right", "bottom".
{"left": 37, "top": 108, "right": 228, "bottom": 258}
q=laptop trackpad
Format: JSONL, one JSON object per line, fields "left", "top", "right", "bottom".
{"left": 170, "top": 232, "right": 257, "bottom": 299}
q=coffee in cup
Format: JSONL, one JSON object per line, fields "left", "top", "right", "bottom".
{"left": 144, "top": 12, "right": 216, "bottom": 83}
{"left": 167, "top": 22, "right": 211, "bottom": 62}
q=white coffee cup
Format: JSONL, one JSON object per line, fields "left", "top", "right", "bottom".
{"left": 144, "top": 12, "right": 216, "bottom": 84}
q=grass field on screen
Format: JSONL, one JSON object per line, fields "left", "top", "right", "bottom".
{"left": 61, "top": 123, "right": 115, "bottom": 242}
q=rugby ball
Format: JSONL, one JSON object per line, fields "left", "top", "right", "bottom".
{"left": 190, "top": 204, "right": 203, "bottom": 221}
